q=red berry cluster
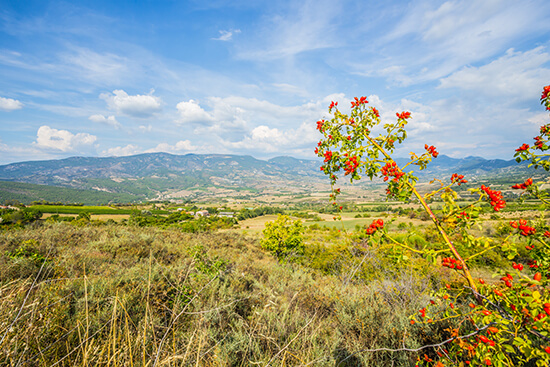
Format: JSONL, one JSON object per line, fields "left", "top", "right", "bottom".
{"left": 424, "top": 144, "right": 439, "bottom": 158}
{"left": 328, "top": 101, "right": 338, "bottom": 110}
{"left": 516, "top": 143, "right": 529, "bottom": 152}
{"left": 396, "top": 111, "right": 411, "bottom": 119}
{"left": 365, "top": 219, "right": 384, "bottom": 235}
{"left": 479, "top": 335, "right": 496, "bottom": 347}
{"left": 511, "top": 178, "right": 533, "bottom": 189}
{"left": 351, "top": 96, "right": 368, "bottom": 108}
{"left": 381, "top": 161, "right": 404, "bottom": 182}
{"left": 457, "top": 211, "right": 470, "bottom": 220}
{"left": 450, "top": 173, "right": 467, "bottom": 185}
{"left": 500, "top": 273, "right": 513, "bottom": 288}
{"left": 510, "top": 219, "right": 536, "bottom": 236}
{"left": 534, "top": 136, "right": 546, "bottom": 150}
{"left": 343, "top": 154, "right": 359, "bottom": 175}
{"left": 371, "top": 107, "right": 380, "bottom": 118}
{"left": 316, "top": 119, "right": 325, "bottom": 132}
{"left": 480, "top": 185, "right": 506, "bottom": 211}
{"left": 512, "top": 262, "right": 524, "bottom": 271}
{"left": 442, "top": 257, "right": 463, "bottom": 270}
{"left": 541, "top": 85, "right": 550, "bottom": 107}
{"left": 419, "top": 307, "right": 426, "bottom": 318}
{"left": 323, "top": 150, "right": 332, "bottom": 163}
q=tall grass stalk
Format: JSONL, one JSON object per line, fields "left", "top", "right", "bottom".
{"left": 0, "top": 223, "right": 454, "bottom": 366}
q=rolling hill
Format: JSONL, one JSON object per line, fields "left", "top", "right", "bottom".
{"left": 0, "top": 152, "right": 544, "bottom": 203}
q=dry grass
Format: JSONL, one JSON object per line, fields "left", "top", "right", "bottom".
{"left": 0, "top": 222, "right": 455, "bottom": 366}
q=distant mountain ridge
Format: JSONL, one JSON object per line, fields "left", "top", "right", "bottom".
{"left": 0, "top": 152, "right": 541, "bottom": 202}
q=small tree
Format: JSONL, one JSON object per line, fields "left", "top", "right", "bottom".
{"left": 261, "top": 215, "right": 304, "bottom": 260}
{"left": 314, "top": 86, "right": 550, "bottom": 366}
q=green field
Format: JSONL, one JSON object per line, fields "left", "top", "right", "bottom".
{"left": 29, "top": 204, "right": 168, "bottom": 215}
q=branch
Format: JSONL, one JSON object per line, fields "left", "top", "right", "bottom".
{"left": 337, "top": 323, "right": 493, "bottom": 366}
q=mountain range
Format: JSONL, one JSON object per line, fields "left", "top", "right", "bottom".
{"left": 0, "top": 153, "right": 543, "bottom": 204}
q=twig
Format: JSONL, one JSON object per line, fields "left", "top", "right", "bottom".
{"left": 337, "top": 323, "right": 493, "bottom": 366}
{"left": 264, "top": 313, "right": 316, "bottom": 367}
{"left": 0, "top": 247, "right": 53, "bottom": 348}
{"left": 152, "top": 273, "right": 221, "bottom": 367}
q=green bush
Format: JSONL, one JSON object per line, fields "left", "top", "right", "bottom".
{"left": 261, "top": 214, "right": 304, "bottom": 260}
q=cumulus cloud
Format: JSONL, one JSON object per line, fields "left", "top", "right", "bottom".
{"left": 439, "top": 47, "right": 550, "bottom": 100}
{"left": 223, "top": 121, "right": 318, "bottom": 153}
{"left": 89, "top": 114, "right": 121, "bottom": 128}
{"left": 145, "top": 140, "right": 198, "bottom": 153}
{"left": 0, "top": 97, "right": 23, "bottom": 111}
{"left": 175, "top": 100, "right": 214, "bottom": 124}
{"left": 100, "top": 89, "right": 162, "bottom": 118}
{"left": 212, "top": 29, "right": 241, "bottom": 41}
{"left": 102, "top": 140, "right": 200, "bottom": 157}
{"left": 35, "top": 126, "right": 97, "bottom": 152}
{"left": 102, "top": 144, "right": 142, "bottom": 157}
{"left": 179, "top": 95, "right": 332, "bottom": 145}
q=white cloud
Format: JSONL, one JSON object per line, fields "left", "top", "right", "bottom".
{"left": 212, "top": 29, "right": 241, "bottom": 41}
{"left": 145, "top": 140, "right": 198, "bottom": 153}
{"left": 272, "top": 83, "right": 309, "bottom": 97}
{"left": 102, "top": 144, "right": 141, "bottom": 157}
{"left": 139, "top": 125, "right": 152, "bottom": 132}
{"left": 362, "top": 0, "right": 550, "bottom": 85}
{"left": 527, "top": 112, "right": 549, "bottom": 127}
{"left": 103, "top": 140, "right": 200, "bottom": 157}
{"left": 89, "top": 114, "right": 120, "bottom": 128}
{"left": 182, "top": 95, "right": 332, "bottom": 145}
{"left": 223, "top": 121, "right": 318, "bottom": 153}
{"left": 100, "top": 89, "right": 162, "bottom": 118}
{"left": 439, "top": 47, "right": 550, "bottom": 100}
{"left": 35, "top": 125, "right": 97, "bottom": 152}
{"left": 175, "top": 100, "right": 214, "bottom": 124}
{"left": 237, "top": 0, "right": 340, "bottom": 60}
{"left": 62, "top": 47, "right": 128, "bottom": 84}
{"left": 0, "top": 97, "right": 23, "bottom": 111}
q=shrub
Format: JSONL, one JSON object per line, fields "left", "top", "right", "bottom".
{"left": 261, "top": 214, "right": 304, "bottom": 260}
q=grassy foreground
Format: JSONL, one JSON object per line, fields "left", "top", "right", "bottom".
{"left": 0, "top": 223, "right": 453, "bottom": 366}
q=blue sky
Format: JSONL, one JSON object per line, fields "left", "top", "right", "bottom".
{"left": 0, "top": 0, "right": 549, "bottom": 165}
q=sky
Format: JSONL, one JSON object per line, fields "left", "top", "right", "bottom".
{"left": 0, "top": 0, "right": 550, "bottom": 165}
